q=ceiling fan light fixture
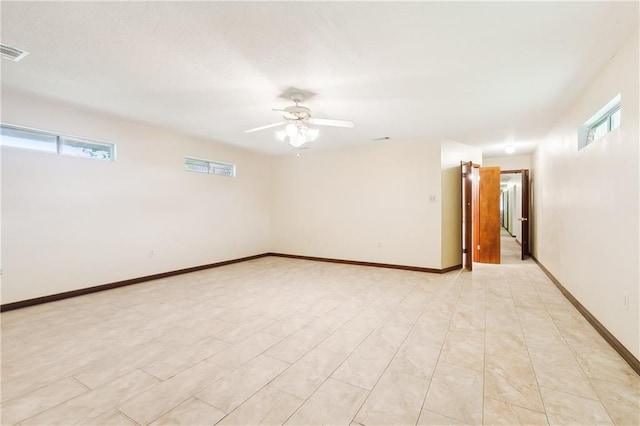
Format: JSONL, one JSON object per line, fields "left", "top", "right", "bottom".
{"left": 285, "top": 122, "right": 298, "bottom": 137}
{"left": 276, "top": 121, "right": 319, "bottom": 148}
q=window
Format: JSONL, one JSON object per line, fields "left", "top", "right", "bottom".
{"left": 0, "top": 126, "right": 57, "bottom": 153}
{"left": 1, "top": 124, "right": 115, "bottom": 160}
{"left": 578, "top": 94, "right": 621, "bottom": 150}
{"left": 59, "top": 137, "right": 113, "bottom": 159}
{"left": 185, "top": 157, "right": 235, "bottom": 177}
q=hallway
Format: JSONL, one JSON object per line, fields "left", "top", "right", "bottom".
{"left": 500, "top": 227, "right": 527, "bottom": 264}
{"left": 1, "top": 257, "right": 639, "bottom": 425}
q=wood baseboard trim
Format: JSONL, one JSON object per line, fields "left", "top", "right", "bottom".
{"left": 0, "top": 253, "right": 270, "bottom": 312}
{"left": 1, "top": 253, "right": 462, "bottom": 312}
{"left": 532, "top": 256, "right": 640, "bottom": 376}
{"left": 267, "top": 252, "right": 460, "bottom": 274}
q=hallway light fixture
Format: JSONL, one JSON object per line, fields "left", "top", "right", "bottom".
{"left": 275, "top": 121, "right": 319, "bottom": 148}
{"left": 505, "top": 145, "right": 516, "bottom": 154}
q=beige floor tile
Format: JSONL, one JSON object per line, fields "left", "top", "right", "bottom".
{"left": 484, "top": 328, "right": 527, "bottom": 356}
{"left": 22, "top": 369, "right": 159, "bottom": 425}
{"left": 484, "top": 352, "right": 545, "bottom": 412}
{"left": 528, "top": 347, "right": 598, "bottom": 400}
{"left": 417, "top": 408, "right": 465, "bottom": 425}
{"left": 423, "top": 295, "right": 457, "bottom": 319}
{"left": 207, "top": 332, "right": 283, "bottom": 370}
{"left": 439, "top": 328, "right": 484, "bottom": 372}
{"left": 261, "top": 311, "right": 318, "bottom": 338}
{"left": 304, "top": 309, "right": 355, "bottom": 334}
{"left": 217, "top": 385, "right": 303, "bottom": 425}
{"left": 2, "top": 256, "right": 638, "bottom": 426}
{"left": 214, "top": 315, "right": 276, "bottom": 343}
{"left": 87, "top": 409, "right": 138, "bottom": 425}
{"left": 590, "top": 376, "right": 640, "bottom": 425}
{"left": 353, "top": 369, "right": 430, "bottom": 425}
{"left": 118, "top": 361, "right": 229, "bottom": 425}
{"left": 573, "top": 346, "right": 639, "bottom": 384}
{"left": 540, "top": 386, "right": 613, "bottom": 425}
{"left": 304, "top": 297, "right": 344, "bottom": 316}
{"left": 382, "top": 316, "right": 446, "bottom": 377}
{"left": 449, "top": 299, "right": 485, "bottom": 332}
{"left": 271, "top": 348, "right": 346, "bottom": 400}
{"left": 149, "top": 397, "right": 226, "bottom": 425}
{"left": 316, "top": 322, "right": 373, "bottom": 355}
{"left": 0, "top": 377, "right": 88, "bottom": 425}
{"left": 332, "top": 324, "right": 411, "bottom": 390}
{"left": 74, "top": 340, "right": 178, "bottom": 389}
{"left": 284, "top": 378, "right": 369, "bottom": 425}
{"left": 483, "top": 398, "right": 548, "bottom": 425}
{"left": 423, "top": 362, "right": 483, "bottom": 425}
{"left": 197, "top": 354, "right": 289, "bottom": 413}
{"left": 413, "top": 315, "right": 451, "bottom": 344}
{"left": 141, "top": 337, "right": 229, "bottom": 380}
{"left": 385, "top": 289, "right": 432, "bottom": 325}
{"left": 264, "top": 327, "right": 330, "bottom": 363}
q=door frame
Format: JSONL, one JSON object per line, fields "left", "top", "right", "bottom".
{"left": 500, "top": 169, "right": 531, "bottom": 259}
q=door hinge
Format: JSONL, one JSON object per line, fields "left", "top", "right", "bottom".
{"left": 477, "top": 245, "right": 480, "bottom": 251}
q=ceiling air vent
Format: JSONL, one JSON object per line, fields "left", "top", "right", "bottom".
{"left": 1, "top": 44, "right": 29, "bottom": 62}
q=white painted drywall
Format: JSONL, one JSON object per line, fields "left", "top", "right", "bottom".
{"left": 483, "top": 154, "right": 531, "bottom": 170}
{"left": 532, "top": 29, "right": 639, "bottom": 358}
{"left": 440, "top": 140, "right": 482, "bottom": 269}
{"left": 271, "top": 139, "right": 443, "bottom": 269}
{"left": 1, "top": 91, "right": 272, "bottom": 304}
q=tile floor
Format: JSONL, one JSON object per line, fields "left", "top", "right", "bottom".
{"left": 1, "top": 238, "right": 639, "bottom": 425}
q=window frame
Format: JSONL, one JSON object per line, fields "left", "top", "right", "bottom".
{"left": 184, "top": 156, "right": 236, "bottom": 177}
{"left": 579, "top": 94, "right": 622, "bottom": 150}
{"left": 1, "top": 123, "right": 116, "bottom": 161}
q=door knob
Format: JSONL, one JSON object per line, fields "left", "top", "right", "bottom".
{"left": 518, "top": 218, "right": 528, "bottom": 221}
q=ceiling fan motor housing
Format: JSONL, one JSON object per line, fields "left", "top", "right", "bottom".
{"left": 283, "top": 105, "right": 311, "bottom": 121}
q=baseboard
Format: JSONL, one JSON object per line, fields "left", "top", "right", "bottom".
{"left": 1, "top": 253, "right": 462, "bottom": 312}
{"left": 267, "top": 252, "right": 461, "bottom": 274}
{"left": 532, "top": 256, "right": 640, "bottom": 376}
{"left": 0, "top": 253, "right": 270, "bottom": 312}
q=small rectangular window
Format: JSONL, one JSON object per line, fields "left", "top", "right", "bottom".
{"left": 578, "top": 94, "right": 621, "bottom": 150}
{"left": 0, "top": 126, "right": 57, "bottom": 153}
{"left": 610, "top": 108, "right": 621, "bottom": 130}
{"left": 1, "top": 124, "right": 115, "bottom": 160}
{"left": 185, "top": 156, "right": 235, "bottom": 177}
{"left": 59, "top": 137, "right": 114, "bottom": 160}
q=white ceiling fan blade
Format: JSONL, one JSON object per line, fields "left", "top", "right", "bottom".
{"left": 308, "top": 118, "right": 354, "bottom": 128}
{"left": 243, "top": 122, "right": 284, "bottom": 133}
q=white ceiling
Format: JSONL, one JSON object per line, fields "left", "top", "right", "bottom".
{"left": 1, "top": 2, "right": 637, "bottom": 157}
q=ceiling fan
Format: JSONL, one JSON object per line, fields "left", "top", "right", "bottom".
{"left": 244, "top": 92, "right": 354, "bottom": 147}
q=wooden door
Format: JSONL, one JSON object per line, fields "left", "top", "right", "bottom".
{"left": 521, "top": 169, "right": 530, "bottom": 260}
{"left": 461, "top": 161, "right": 473, "bottom": 270}
{"left": 475, "top": 166, "right": 501, "bottom": 264}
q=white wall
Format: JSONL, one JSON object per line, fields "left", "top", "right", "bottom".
{"left": 1, "top": 91, "right": 272, "bottom": 304}
{"left": 483, "top": 154, "right": 531, "bottom": 171}
{"left": 441, "top": 140, "right": 482, "bottom": 268}
{"left": 271, "top": 139, "right": 444, "bottom": 269}
{"left": 532, "top": 29, "right": 639, "bottom": 358}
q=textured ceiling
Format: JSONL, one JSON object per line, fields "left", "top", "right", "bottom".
{"left": 1, "top": 2, "right": 637, "bottom": 157}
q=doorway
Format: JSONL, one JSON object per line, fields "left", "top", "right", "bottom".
{"left": 461, "top": 164, "right": 530, "bottom": 270}
{"left": 500, "top": 169, "right": 530, "bottom": 263}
